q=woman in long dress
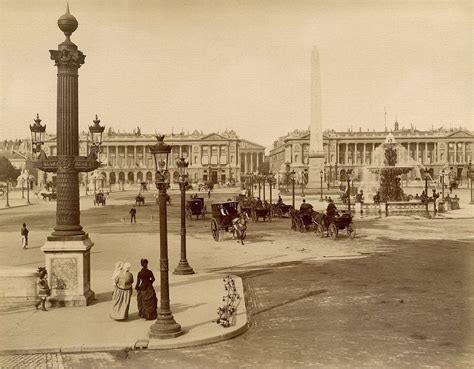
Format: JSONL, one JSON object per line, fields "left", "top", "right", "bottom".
{"left": 111, "top": 261, "right": 123, "bottom": 287}
{"left": 135, "top": 258, "right": 158, "bottom": 320}
{"left": 110, "top": 262, "right": 133, "bottom": 321}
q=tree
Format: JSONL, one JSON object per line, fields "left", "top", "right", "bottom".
{"left": 0, "top": 155, "right": 21, "bottom": 182}
{"left": 257, "top": 161, "right": 270, "bottom": 174}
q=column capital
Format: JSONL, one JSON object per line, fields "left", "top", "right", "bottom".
{"left": 50, "top": 48, "right": 85, "bottom": 71}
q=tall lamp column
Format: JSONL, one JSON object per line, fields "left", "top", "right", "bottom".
{"left": 441, "top": 169, "right": 445, "bottom": 199}
{"left": 320, "top": 170, "right": 323, "bottom": 201}
{"left": 347, "top": 173, "right": 352, "bottom": 213}
{"left": 5, "top": 180, "right": 10, "bottom": 208}
{"left": 28, "top": 6, "right": 106, "bottom": 307}
{"left": 148, "top": 135, "right": 184, "bottom": 339}
{"left": 174, "top": 157, "right": 194, "bottom": 275}
{"left": 291, "top": 170, "right": 295, "bottom": 209}
{"left": 424, "top": 170, "right": 429, "bottom": 212}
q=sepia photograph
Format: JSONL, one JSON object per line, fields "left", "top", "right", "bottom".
{"left": 0, "top": 0, "right": 473, "bottom": 368}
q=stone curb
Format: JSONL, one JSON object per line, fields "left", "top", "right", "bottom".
{"left": 0, "top": 203, "right": 35, "bottom": 211}
{"left": 147, "top": 321, "right": 249, "bottom": 350}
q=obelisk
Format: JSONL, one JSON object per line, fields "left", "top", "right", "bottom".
{"left": 307, "top": 47, "right": 325, "bottom": 190}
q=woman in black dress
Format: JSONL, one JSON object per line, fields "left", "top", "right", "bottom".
{"left": 135, "top": 258, "right": 158, "bottom": 320}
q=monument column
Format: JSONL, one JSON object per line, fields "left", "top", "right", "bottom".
{"left": 40, "top": 5, "right": 98, "bottom": 307}
{"left": 307, "top": 47, "right": 325, "bottom": 190}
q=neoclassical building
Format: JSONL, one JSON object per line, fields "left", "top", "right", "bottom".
{"left": 39, "top": 128, "right": 265, "bottom": 187}
{"left": 269, "top": 122, "right": 474, "bottom": 184}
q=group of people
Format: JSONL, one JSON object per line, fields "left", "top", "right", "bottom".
{"left": 110, "top": 259, "right": 158, "bottom": 321}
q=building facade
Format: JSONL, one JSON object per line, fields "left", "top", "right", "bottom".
{"left": 269, "top": 123, "right": 474, "bottom": 185}
{"left": 39, "top": 128, "right": 265, "bottom": 188}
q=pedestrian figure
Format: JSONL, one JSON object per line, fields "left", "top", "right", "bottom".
{"left": 208, "top": 189, "right": 211, "bottom": 199}
{"left": 110, "top": 262, "right": 134, "bottom": 321}
{"left": 135, "top": 259, "right": 157, "bottom": 320}
{"left": 21, "top": 223, "right": 29, "bottom": 249}
{"left": 129, "top": 206, "right": 137, "bottom": 223}
{"left": 35, "top": 267, "right": 50, "bottom": 311}
{"left": 112, "top": 261, "right": 123, "bottom": 287}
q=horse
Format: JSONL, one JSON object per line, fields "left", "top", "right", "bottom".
{"left": 232, "top": 212, "right": 249, "bottom": 245}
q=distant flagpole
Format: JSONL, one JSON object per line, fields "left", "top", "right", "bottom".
{"left": 384, "top": 107, "right": 387, "bottom": 132}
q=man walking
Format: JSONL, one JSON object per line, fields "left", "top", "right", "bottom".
{"left": 129, "top": 207, "right": 137, "bottom": 223}
{"left": 21, "top": 223, "right": 29, "bottom": 249}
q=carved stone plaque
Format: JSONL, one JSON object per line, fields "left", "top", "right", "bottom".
{"left": 50, "top": 258, "right": 78, "bottom": 291}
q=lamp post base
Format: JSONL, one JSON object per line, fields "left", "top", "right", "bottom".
{"left": 149, "top": 313, "right": 184, "bottom": 339}
{"left": 173, "top": 261, "right": 195, "bottom": 275}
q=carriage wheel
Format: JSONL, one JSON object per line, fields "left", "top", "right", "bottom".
{"left": 186, "top": 209, "right": 192, "bottom": 220}
{"left": 297, "top": 218, "right": 305, "bottom": 233}
{"left": 315, "top": 224, "right": 324, "bottom": 238}
{"left": 201, "top": 209, "right": 206, "bottom": 220}
{"left": 347, "top": 222, "right": 356, "bottom": 239}
{"left": 328, "top": 223, "right": 338, "bottom": 240}
{"left": 291, "top": 218, "right": 297, "bottom": 231}
{"left": 211, "top": 219, "right": 219, "bottom": 241}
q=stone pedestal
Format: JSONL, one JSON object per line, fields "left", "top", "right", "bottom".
{"left": 0, "top": 268, "right": 40, "bottom": 310}
{"left": 41, "top": 235, "right": 95, "bottom": 307}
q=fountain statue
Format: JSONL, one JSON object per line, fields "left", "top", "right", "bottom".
{"left": 360, "top": 133, "right": 425, "bottom": 202}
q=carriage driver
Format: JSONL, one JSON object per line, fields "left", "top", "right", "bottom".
{"left": 277, "top": 195, "right": 283, "bottom": 206}
{"left": 219, "top": 204, "right": 234, "bottom": 225}
{"left": 326, "top": 198, "right": 338, "bottom": 217}
{"left": 299, "top": 199, "right": 313, "bottom": 214}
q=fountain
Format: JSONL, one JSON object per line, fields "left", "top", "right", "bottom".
{"left": 359, "top": 133, "right": 425, "bottom": 202}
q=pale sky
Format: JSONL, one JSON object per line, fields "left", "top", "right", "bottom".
{"left": 0, "top": 0, "right": 472, "bottom": 148}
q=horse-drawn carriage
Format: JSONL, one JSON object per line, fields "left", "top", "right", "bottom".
{"left": 186, "top": 197, "right": 206, "bottom": 220}
{"left": 251, "top": 203, "right": 271, "bottom": 222}
{"left": 93, "top": 192, "right": 106, "bottom": 206}
{"left": 210, "top": 201, "right": 248, "bottom": 244}
{"left": 40, "top": 190, "right": 57, "bottom": 201}
{"left": 271, "top": 202, "right": 292, "bottom": 218}
{"left": 135, "top": 193, "right": 145, "bottom": 206}
{"left": 290, "top": 208, "right": 317, "bottom": 232}
{"left": 313, "top": 211, "right": 355, "bottom": 240}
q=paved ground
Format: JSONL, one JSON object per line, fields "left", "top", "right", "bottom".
{"left": 0, "top": 186, "right": 473, "bottom": 367}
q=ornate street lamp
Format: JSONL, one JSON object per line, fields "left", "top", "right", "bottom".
{"left": 249, "top": 173, "right": 254, "bottom": 198}
{"left": 328, "top": 165, "right": 331, "bottom": 190}
{"left": 174, "top": 157, "right": 194, "bottom": 275}
{"left": 30, "top": 114, "right": 47, "bottom": 160}
{"left": 88, "top": 115, "right": 104, "bottom": 150}
{"left": 148, "top": 135, "right": 184, "bottom": 339}
{"left": 268, "top": 172, "right": 275, "bottom": 218}
{"left": 26, "top": 173, "right": 35, "bottom": 205}
{"left": 20, "top": 177, "right": 24, "bottom": 199}
{"left": 290, "top": 170, "right": 296, "bottom": 209}
{"left": 441, "top": 169, "right": 445, "bottom": 199}
{"left": 424, "top": 169, "right": 430, "bottom": 212}
{"left": 5, "top": 180, "right": 10, "bottom": 208}
{"left": 320, "top": 170, "right": 324, "bottom": 201}
{"left": 347, "top": 172, "right": 352, "bottom": 213}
